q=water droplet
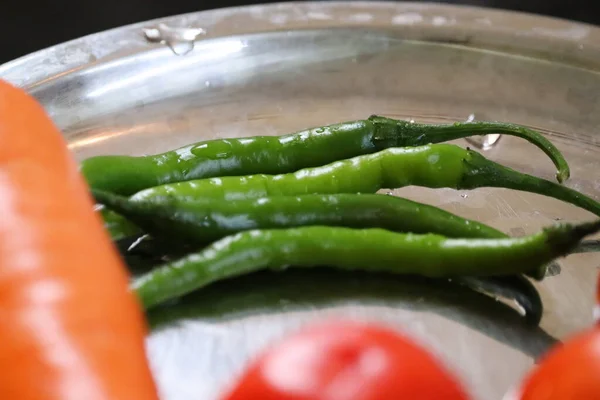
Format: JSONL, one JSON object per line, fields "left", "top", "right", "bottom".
{"left": 168, "top": 41, "right": 195, "bottom": 56}
{"left": 143, "top": 23, "right": 205, "bottom": 56}
{"left": 546, "top": 262, "right": 562, "bottom": 276}
{"left": 465, "top": 134, "right": 502, "bottom": 151}
{"left": 143, "top": 28, "right": 162, "bottom": 42}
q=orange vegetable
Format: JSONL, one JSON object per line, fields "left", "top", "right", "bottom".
{"left": 0, "top": 80, "right": 159, "bottom": 399}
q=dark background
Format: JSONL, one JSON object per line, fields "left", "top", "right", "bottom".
{"left": 2, "top": 0, "right": 599, "bottom": 64}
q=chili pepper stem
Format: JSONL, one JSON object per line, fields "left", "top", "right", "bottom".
{"left": 459, "top": 150, "right": 600, "bottom": 216}
{"left": 370, "top": 115, "right": 570, "bottom": 183}
{"left": 546, "top": 219, "right": 600, "bottom": 254}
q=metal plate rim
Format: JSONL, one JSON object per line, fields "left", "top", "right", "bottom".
{"left": 2, "top": 1, "right": 600, "bottom": 89}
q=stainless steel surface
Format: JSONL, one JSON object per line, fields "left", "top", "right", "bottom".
{"left": 2, "top": 2, "right": 600, "bottom": 399}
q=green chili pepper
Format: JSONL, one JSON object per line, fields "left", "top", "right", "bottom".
{"left": 126, "top": 144, "right": 598, "bottom": 215}
{"left": 132, "top": 221, "right": 600, "bottom": 309}
{"left": 97, "top": 190, "right": 577, "bottom": 280}
{"left": 93, "top": 191, "right": 506, "bottom": 244}
{"left": 80, "top": 115, "right": 569, "bottom": 196}
{"left": 98, "top": 205, "right": 140, "bottom": 239}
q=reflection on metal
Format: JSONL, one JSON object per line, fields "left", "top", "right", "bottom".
{"left": 143, "top": 23, "right": 206, "bottom": 56}
{"left": 84, "top": 38, "right": 246, "bottom": 100}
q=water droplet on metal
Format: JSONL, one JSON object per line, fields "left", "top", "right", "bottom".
{"left": 546, "top": 262, "right": 562, "bottom": 276}
{"left": 463, "top": 113, "right": 503, "bottom": 150}
{"left": 143, "top": 23, "right": 205, "bottom": 56}
{"left": 465, "top": 133, "right": 502, "bottom": 151}
{"left": 168, "top": 41, "right": 195, "bottom": 56}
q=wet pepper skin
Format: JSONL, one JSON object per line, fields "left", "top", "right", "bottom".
{"left": 81, "top": 115, "right": 569, "bottom": 195}
{"left": 93, "top": 191, "right": 508, "bottom": 245}
{"left": 126, "top": 144, "right": 599, "bottom": 214}
{"left": 0, "top": 80, "right": 159, "bottom": 399}
{"left": 133, "top": 221, "right": 600, "bottom": 310}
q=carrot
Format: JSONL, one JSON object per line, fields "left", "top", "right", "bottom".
{"left": 0, "top": 80, "right": 159, "bottom": 399}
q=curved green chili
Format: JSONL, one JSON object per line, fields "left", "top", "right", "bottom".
{"left": 132, "top": 220, "right": 600, "bottom": 309}
{"left": 127, "top": 144, "right": 598, "bottom": 215}
{"left": 93, "top": 192, "right": 506, "bottom": 244}
{"left": 80, "top": 115, "right": 569, "bottom": 196}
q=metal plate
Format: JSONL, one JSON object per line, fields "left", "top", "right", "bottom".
{"left": 2, "top": 2, "right": 600, "bottom": 399}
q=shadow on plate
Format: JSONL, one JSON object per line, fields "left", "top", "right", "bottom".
{"left": 145, "top": 268, "right": 557, "bottom": 361}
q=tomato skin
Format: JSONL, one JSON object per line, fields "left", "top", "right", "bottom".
{"left": 508, "top": 328, "right": 600, "bottom": 400}
{"left": 221, "top": 320, "right": 470, "bottom": 400}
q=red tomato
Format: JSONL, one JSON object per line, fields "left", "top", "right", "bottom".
{"left": 507, "top": 328, "right": 600, "bottom": 400}
{"left": 221, "top": 320, "right": 470, "bottom": 400}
